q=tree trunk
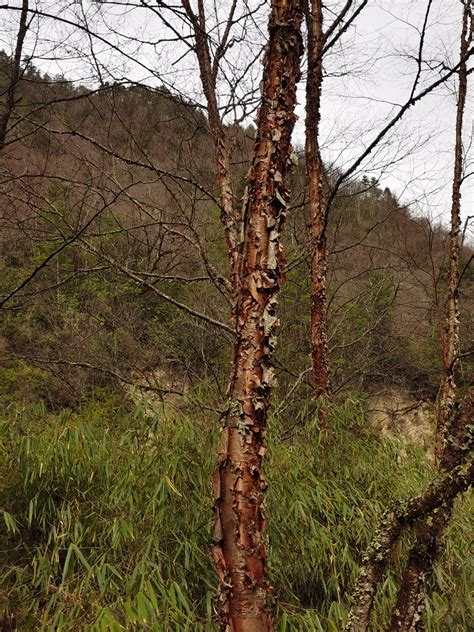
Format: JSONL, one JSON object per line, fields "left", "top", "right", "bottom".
{"left": 388, "top": 390, "right": 474, "bottom": 632}
{"left": 211, "top": 2, "right": 304, "bottom": 630}
{"left": 180, "top": 0, "right": 239, "bottom": 291}
{"left": 387, "top": 504, "right": 453, "bottom": 632}
{"left": 0, "top": 0, "right": 29, "bottom": 151}
{"left": 434, "top": 0, "right": 470, "bottom": 463}
{"left": 305, "top": 0, "right": 330, "bottom": 397}
{"left": 388, "top": 4, "right": 472, "bottom": 629}
{"left": 345, "top": 397, "right": 473, "bottom": 632}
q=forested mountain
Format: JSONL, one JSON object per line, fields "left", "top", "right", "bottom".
{"left": 1, "top": 64, "right": 472, "bottom": 411}
{"left": 0, "top": 2, "right": 472, "bottom": 628}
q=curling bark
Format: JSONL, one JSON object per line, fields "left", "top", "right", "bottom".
{"left": 211, "top": 2, "right": 304, "bottom": 629}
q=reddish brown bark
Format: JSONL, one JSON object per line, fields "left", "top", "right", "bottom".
{"left": 211, "top": 2, "right": 304, "bottom": 629}
{"left": 0, "top": 0, "right": 29, "bottom": 151}
{"left": 305, "top": 0, "right": 330, "bottom": 398}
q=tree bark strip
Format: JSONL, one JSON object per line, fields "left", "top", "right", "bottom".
{"left": 305, "top": 0, "right": 330, "bottom": 397}
{"left": 211, "top": 2, "right": 304, "bottom": 630}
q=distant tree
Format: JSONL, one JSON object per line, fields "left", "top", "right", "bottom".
{"left": 0, "top": 0, "right": 29, "bottom": 151}
{"left": 305, "top": 0, "right": 328, "bottom": 398}
{"left": 304, "top": 0, "right": 369, "bottom": 398}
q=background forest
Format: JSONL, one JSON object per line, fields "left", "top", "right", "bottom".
{"left": 0, "top": 1, "right": 473, "bottom": 631}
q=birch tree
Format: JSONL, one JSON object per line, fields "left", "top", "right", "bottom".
{"left": 207, "top": 3, "right": 304, "bottom": 627}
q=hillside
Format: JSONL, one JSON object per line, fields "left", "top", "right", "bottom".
{"left": 0, "top": 66, "right": 472, "bottom": 410}
{"left": 0, "top": 56, "right": 473, "bottom": 631}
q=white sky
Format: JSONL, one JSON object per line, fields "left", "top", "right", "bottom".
{"left": 0, "top": 0, "right": 472, "bottom": 238}
{"left": 309, "top": 0, "right": 473, "bottom": 236}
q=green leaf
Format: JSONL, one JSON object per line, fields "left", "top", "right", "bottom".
{"left": 61, "top": 544, "right": 75, "bottom": 584}
{"left": 2, "top": 511, "right": 18, "bottom": 534}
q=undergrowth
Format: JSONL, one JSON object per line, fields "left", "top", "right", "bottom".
{"left": 0, "top": 395, "right": 471, "bottom": 630}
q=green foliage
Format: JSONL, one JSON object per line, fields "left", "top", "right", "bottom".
{"left": 0, "top": 361, "right": 51, "bottom": 405}
{"left": 1, "top": 399, "right": 216, "bottom": 630}
{"left": 0, "top": 398, "right": 471, "bottom": 630}
{"left": 0, "top": 180, "right": 230, "bottom": 407}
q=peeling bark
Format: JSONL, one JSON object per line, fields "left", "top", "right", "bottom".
{"left": 211, "top": 2, "right": 304, "bottom": 630}
{"left": 305, "top": 0, "right": 330, "bottom": 397}
{"left": 0, "top": 0, "right": 29, "bottom": 152}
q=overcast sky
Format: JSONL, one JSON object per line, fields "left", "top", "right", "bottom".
{"left": 1, "top": 0, "right": 472, "bottom": 238}
{"left": 309, "top": 1, "right": 473, "bottom": 236}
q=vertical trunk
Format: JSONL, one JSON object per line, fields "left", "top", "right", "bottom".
{"left": 0, "top": 0, "right": 29, "bottom": 151}
{"left": 434, "top": 0, "right": 470, "bottom": 462}
{"left": 389, "top": 5, "right": 472, "bottom": 628}
{"left": 305, "top": 0, "right": 330, "bottom": 397}
{"left": 181, "top": 0, "right": 239, "bottom": 291}
{"left": 211, "top": 2, "right": 304, "bottom": 630}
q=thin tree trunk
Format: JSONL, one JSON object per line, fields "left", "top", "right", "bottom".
{"left": 387, "top": 504, "right": 453, "bottom": 632}
{"left": 305, "top": 0, "right": 330, "bottom": 397}
{"left": 434, "top": 0, "right": 470, "bottom": 463}
{"left": 388, "top": 390, "right": 474, "bottom": 632}
{"left": 0, "top": 0, "right": 29, "bottom": 151}
{"left": 181, "top": 0, "right": 239, "bottom": 292}
{"left": 211, "top": 2, "right": 304, "bottom": 630}
{"left": 388, "top": 4, "right": 472, "bottom": 629}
